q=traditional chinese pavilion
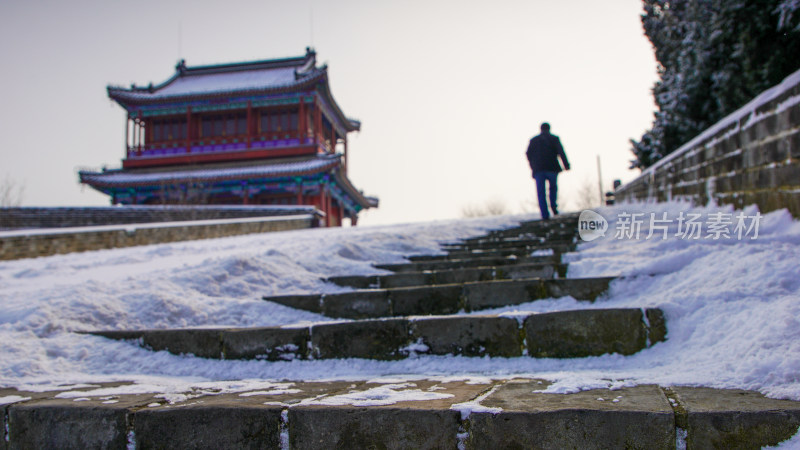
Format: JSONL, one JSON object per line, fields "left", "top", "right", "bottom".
{"left": 79, "top": 48, "right": 377, "bottom": 226}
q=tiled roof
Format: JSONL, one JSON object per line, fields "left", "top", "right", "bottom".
{"left": 79, "top": 155, "right": 340, "bottom": 188}
{"left": 107, "top": 48, "right": 322, "bottom": 103}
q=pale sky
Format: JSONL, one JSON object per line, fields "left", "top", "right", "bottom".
{"left": 0, "top": 0, "right": 657, "bottom": 226}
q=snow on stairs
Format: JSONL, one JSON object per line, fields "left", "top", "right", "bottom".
{"left": 70, "top": 213, "right": 800, "bottom": 449}
{"left": 5, "top": 380, "right": 800, "bottom": 449}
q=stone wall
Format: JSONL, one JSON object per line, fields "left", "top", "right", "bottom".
{"left": 0, "top": 215, "right": 318, "bottom": 261}
{"left": 615, "top": 69, "right": 800, "bottom": 217}
{"left": 0, "top": 205, "right": 319, "bottom": 230}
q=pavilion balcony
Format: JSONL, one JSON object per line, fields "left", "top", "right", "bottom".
{"left": 123, "top": 131, "right": 335, "bottom": 168}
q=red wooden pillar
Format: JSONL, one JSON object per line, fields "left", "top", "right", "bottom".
{"left": 331, "top": 123, "right": 336, "bottom": 154}
{"left": 314, "top": 101, "right": 322, "bottom": 149}
{"left": 320, "top": 184, "right": 329, "bottom": 227}
{"left": 296, "top": 181, "right": 303, "bottom": 206}
{"left": 242, "top": 182, "right": 249, "bottom": 205}
{"left": 327, "top": 188, "right": 333, "bottom": 227}
{"left": 186, "top": 106, "right": 192, "bottom": 153}
{"left": 137, "top": 112, "right": 144, "bottom": 154}
{"left": 298, "top": 98, "right": 306, "bottom": 142}
{"left": 246, "top": 101, "right": 253, "bottom": 148}
{"left": 351, "top": 215, "right": 358, "bottom": 226}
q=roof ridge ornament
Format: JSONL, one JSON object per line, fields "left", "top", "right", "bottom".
{"left": 295, "top": 47, "right": 317, "bottom": 79}
{"left": 176, "top": 59, "right": 187, "bottom": 74}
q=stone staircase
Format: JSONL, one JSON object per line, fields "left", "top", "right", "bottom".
{"left": 5, "top": 214, "right": 800, "bottom": 448}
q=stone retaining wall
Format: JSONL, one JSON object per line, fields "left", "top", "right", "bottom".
{"left": 0, "top": 205, "right": 318, "bottom": 230}
{"left": 0, "top": 215, "right": 317, "bottom": 261}
{"left": 615, "top": 69, "right": 800, "bottom": 217}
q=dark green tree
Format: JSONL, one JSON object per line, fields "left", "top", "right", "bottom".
{"left": 631, "top": 0, "right": 800, "bottom": 169}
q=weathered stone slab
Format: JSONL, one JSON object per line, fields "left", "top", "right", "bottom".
{"left": 430, "top": 244, "right": 573, "bottom": 261}
{"left": 222, "top": 327, "right": 309, "bottom": 361}
{"left": 374, "top": 254, "right": 558, "bottom": 273}
{"left": 389, "top": 285, "right": 463, "bottom": 316}
{"left": 7, "top": 395, "right": 152, "bottom": 450}
{"left": 524, "top": 308, "right": 649, "bottom": 358}
{"left": 468, "top": 381, "right": 674, "bottom": 449}
{"left": 410, "top": 316, "right": 522, "bottom": 357}
{"left": 322, "top": 290, "right": 391, "bottom": 319}
{"left": 82, "top": 329, "right": 146, "bottom": 341}
{"left": 326, "top": 274, "right": 379, "bottom": 289}
{"left": 379, "top": 272, "right": 435, "bottom": 289}
{"left": 133, "top": 396, "right": 283, "bottom": 449}
{"left": 497, "top": 263, "right": 557, "bottom": 280}
{"left": 670, "top": 386, "right": 800, "bottom": 449}
{"left": 432, "top": 267, "right": 495, "bottom": 285}
{"left": 263, "top": 293, "right": 323, "bottom": 313}
{"left": 142, "top": 328, "right": 223, "bottom": 359}
{"left": 463, "top": 279, "right": 547, "bottom": 311}
{"left": 291, "top": 407, "right": 457, "bottom": 449}
{"left": 544, "top": 277, "right": 615, "bottom": 300}
{"left": 646, "top": 308, "right": 668, "bottom": 344}
{"left": 311, "top": 318, "right": 410, "bottom": 360}
{"left": 289, "top": 379, "right": 488, "bottom": 450}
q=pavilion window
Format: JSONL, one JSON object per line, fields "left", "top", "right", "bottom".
{"left": 202, "top": 117, "right": 213, "bottom": 138}
{"left": 149, "top": 118, "right": 187, "bottom": 143}
{"left": 153, "top": 123, "right": 162, "bottom": 142}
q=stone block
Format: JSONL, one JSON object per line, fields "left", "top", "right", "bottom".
{"left": 646, "top": 308, "right": 668, "bottom": 344}
{"left": 389, "top": 285, "right": 462, "bottom": 316}
{"left": 311, "top": 318, "right": 410, "bottom": 360}
{"left": 524, "top": 308, "right": 648, "bottom": 358}
{"left": 84, "top": 329, "right": 146, "bottom": 342}
{"left": 142, "top": 328, "right": 223, "bottom": 359}
{"left": 222, "top": 327, "right": 309, "bottom": 361}
{"left": 497, "top": 263, "right": 556, "bottom": 280}
{"left": 322, "top": 291, "right": 390, "bottom": 319}
{"left": 463, "top": 279, "right": 546, "bottom": 311}
{"left": 544, "top": 277, "right": 614, "bottom": 301}
{"left": 410, "top": 315, "right": 522, "bottom": 357}
{"left": 789, "top": 130, "right": 800, "bottom": 160}
{"left": 7, "top": 397, "right": 150, "bottom": 450}
{"left": 291, "top": 407, "right": 459, "bottom": 449}
{"left": 379, "top": 272, "right": 434, "bottom": 289}
{"left": 133, "top": 397, "right": 282, "bottom": 449}
{"left": 327, "top": 274, "right": 379, "bottom": 289}
{"left": 672, "top": 386, "right": 800, "bottom": 449}
{"left": 263, "top": 293, "right": 322, "bottom": 313}
{"left": 288, "top": 379, "right": 485, "bottom": 450}
{"left": 433, "top": 267, "right": 494, "bottom": 285}
{"left": 468, "top": 382, "right": 674, "bottom": 449}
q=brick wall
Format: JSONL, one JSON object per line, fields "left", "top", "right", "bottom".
{"left": 615, "top": 69, "right": 800, "bottom": 217}
{"left": 0, "top": 214, "right": 318, "bottom": 261}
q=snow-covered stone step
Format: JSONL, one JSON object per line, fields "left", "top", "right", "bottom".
{"left": 463, "top": 219, "right": 578, "bottom": 242}
{"left": 268, "top": 277, "right": 614, "bottom": 319}
{"left": 407, "top": 242, "right": 575, "bottom": 262}
{"left": 439, "top": 236, "right": 576, "bottom": 251}
{"left": 5, "top": 379, "right": 798, "bottom": 449}
{"left": 374, "top": 254, "right": 559, "bottom": 273}
{"left": 86, "top": 307, "right": 663, "bottom": 361}
{"left": 328, "top": 262, "right": 568, "bottom": 289}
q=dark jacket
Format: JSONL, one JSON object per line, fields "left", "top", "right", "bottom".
{"left": 526, "top": 132, "right": 570, "bottom": 175}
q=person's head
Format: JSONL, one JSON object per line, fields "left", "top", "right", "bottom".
{"left": 540, "top": 122, "right": 551, "bottom": 133}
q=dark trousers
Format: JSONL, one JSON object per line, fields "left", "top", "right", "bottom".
{"left": 534, "top": 171, "right": 559, "bottom": 219}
